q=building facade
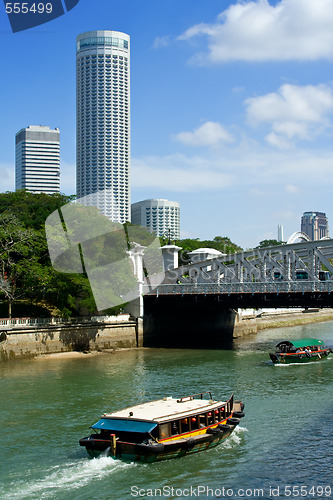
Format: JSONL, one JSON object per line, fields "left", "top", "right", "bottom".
{"left": 76, "top": 30, "right": 131, "bottom": 222}
{"left": 301, "top": 212, "right": 329, "bottom": 240}
{"left": 15, "top": 125, "right": 60, "bottom": 194}
{"left": 131, "top": 199, "right": 180, "bottom": 239}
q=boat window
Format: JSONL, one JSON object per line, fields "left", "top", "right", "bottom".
{"left": 214, "top": 409, "right": 220, "bottom": 421}
{"left": 171, "top": 420, "right": 180, "bottom": 436}
{"left": 207, "top": 412, "right": 214, "bottom": 425}
{"left": 159, "top": 423, "right": 170, "bottom": 439}
{"left": 190, "top": 416, "right": 199, "bottom": 430}
{"left": 181, "top": 418, "right": 189, "bottom": 433}
{"left": 220, "top": 406, "right": 226, "bottom": 419}
{"left": 199, "top": 414, "right": 207, "bottom": 428}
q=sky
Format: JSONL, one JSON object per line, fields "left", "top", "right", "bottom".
{"left": 1, "top": 0, "right": 333, "bottom": 249}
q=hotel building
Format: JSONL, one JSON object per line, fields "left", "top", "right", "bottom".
{"left": 131, "top": 199, "right": 180, "bottom": 239}
{"left": 76, "top": 30, "right": 131, "bottom": 222}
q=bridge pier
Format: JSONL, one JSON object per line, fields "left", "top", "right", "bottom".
{"left": 143, "top": 295, "right": 254, "bottom": 348}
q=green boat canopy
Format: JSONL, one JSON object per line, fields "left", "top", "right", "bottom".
{"left": 92, "top": 418, "right": 157, "bottom": 434}
{"left": 276, "top": 338, "right": 325, "bottom": 348}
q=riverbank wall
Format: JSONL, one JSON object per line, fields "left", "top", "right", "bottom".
{"left": 233, "top": 308, "right": 333, "bottom": 338}
{"left": 0, "top": 315, "right": 141, "bottom": 362}
{"left": 1, "top": 309, "right": 333, "bottom": 361}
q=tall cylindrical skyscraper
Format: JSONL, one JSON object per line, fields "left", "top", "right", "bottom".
{"left": 76, "top": 30, "right": 131, "bottom": 222}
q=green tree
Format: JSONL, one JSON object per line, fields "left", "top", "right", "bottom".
{"left": 0, "top": 190, "right": 74, "bottom": 230}
{"left": 170, "top": 236, "right": 242, "bottom": 265}
{"left": 0, "top": 213, "right": 39, "bottom": 317}
{"left": 256, "top": 239, "right": 284, "bottom": 248}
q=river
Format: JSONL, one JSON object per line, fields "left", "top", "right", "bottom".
{"left": 1, "top": 321, "right": 332, "bottom": 499}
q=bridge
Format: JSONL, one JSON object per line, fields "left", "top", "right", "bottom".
{"left": 141, "top": 238, "right": 333, "bottom": 347}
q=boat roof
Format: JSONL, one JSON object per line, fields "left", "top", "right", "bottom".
{"left": 276, "top": 338, "right": 326, "bottom": 348}
{"left": 100, "top": 395, "right": 228, "bottom": 425}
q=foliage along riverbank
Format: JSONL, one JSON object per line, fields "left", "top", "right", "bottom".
{"left": 0, "top": 191, "right": 243, "bottom": 319}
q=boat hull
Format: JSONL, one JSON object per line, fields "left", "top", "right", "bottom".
{"left": 270, "top": 350, "right": 330, "bottom": 364}
{"left": 80, "top": 423, "right": 239, "bottom": 463}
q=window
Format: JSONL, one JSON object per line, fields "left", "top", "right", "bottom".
{"left": 170, "top": 420, "right": 180, "bottom": 436}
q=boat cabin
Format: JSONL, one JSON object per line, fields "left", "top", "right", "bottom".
{"left": 275, "top": 338, "right": 326, "bottom": 353}
{"left": 91, "top": 392, "right": 234, "bottom": 443}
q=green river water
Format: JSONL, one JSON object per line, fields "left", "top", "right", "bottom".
{"left": 1, "top": 321, "right": 332, "bottom": 499}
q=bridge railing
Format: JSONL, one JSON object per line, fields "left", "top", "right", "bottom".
{"left": 0, "top": 314, "right": 131, "bottom": 329}
{"left": 144, "top": 281, "right": 333, "bottom": 296}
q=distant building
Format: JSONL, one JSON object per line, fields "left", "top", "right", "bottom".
{"left": 131, "top": 199, "right": 180, "bottom": 239}
{"left": 301, "top": 212, "right": 329, "bottom": 240}
{"left": 15, "top": 125, "right": 60, "bottom": 194}
{"left": 277, "top": 224, "right": 284, "bottom": 242}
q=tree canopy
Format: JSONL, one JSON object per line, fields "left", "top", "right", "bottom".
{"left": 167, "top": 235, "right": 242, "bottom": 265}
{"left": 0, "top": 191, "right": 96, "bottom": 318}
{"left": 0, "top": 191, "right": 244, "bottom": 318}
{"left": 255, "top": 239, "right": 284, "bottom": 248}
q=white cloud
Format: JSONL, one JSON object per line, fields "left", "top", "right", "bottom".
{"left": 245, "top": 83, "right": 333, "bottom": 147}
{"left": 178, "top": 0, "right": 333, "bottom": 63}
{"left": 132, "top": 154, "right": 233, "bottom": 192}
{"left": 265, "top": 132, "right": 294, "bottom": 149}
{"left": 175, "top": 121, "right": 234, "bottom": 147}
{"left": 285, "top": 184, "right": 299, "bottom": 194}
{"left": 153, "top": 36, "right": 171, "bottom": 49}
{"left": 132, "top": 146, "right": 333, "bottom": 194}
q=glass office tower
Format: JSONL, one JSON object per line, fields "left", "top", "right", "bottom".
{"left": 301, "top": 212, "right": 329, "bottom": 240}
{"left": 15, "top": 125, "right": 60, "bottom": 194}
{"left": 76, "top": 30, "right": 131, "bottom": 222}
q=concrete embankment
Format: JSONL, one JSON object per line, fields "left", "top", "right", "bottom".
{"left": 233, "top": 308, "right": 333, "bottom": 338}
{"left": 2, "top": 309, "right": 333, "bottom": 361}
{"left": 256, "top": 308, "right": 333, "bottom": 330}
{"left": 0, "top": 316, "right": 142, "bottom": 362}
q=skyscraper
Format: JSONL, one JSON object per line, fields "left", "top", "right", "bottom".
{"left": 301, "top": 212, "right": 329, "bottom": 240}
{"left": 131, "top": 199, "right": 181, "bottom": 239}
{"left": 76, "top": 30, "right": 131, "bottom": 222}
{"left": 15, "top": 125, "right": 60, "bottom": 194}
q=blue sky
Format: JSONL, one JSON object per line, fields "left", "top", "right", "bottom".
{"left": 1, "top": 0, "right": 333, "bottom": 249}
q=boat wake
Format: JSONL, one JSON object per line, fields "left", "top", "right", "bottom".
{"left": 221, "top": 425, "right": 248, "bottom": 449}
{"left": 0, "top": 455, "right": 135, "bottom": 500}
{"left": 274, "top": 357, "right": 332, "bottom": 367}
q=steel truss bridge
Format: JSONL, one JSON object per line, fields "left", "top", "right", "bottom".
{"left": 144, "top": 239, "right": 333, "bottom": 309}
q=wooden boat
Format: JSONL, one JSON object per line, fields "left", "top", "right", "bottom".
{"left": 79, "top": 392, "right": 245, "bottom": 462}
{"left": 269, "top": 338, "right": 331, "bottom": 364}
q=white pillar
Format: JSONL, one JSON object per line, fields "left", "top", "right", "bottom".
{"left": 161, "top": 245, "right": 182, "bottom": 271}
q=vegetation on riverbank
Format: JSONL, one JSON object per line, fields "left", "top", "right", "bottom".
{"left": 0, "top": 191, "right": 100, "bottom": 318}
{"left": 0, "top": 191, "right": 243, "bottom": 318}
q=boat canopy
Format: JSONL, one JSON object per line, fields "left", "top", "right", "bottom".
{"left": 92, "top": 418, "right": 157, "bottom": 434}
{"left": 276, "top": 338, "right": 325, "bottom": 348}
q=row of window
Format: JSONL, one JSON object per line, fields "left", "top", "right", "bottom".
{"left": 77, "top": 37, "right": 129, "bottom": 51}
{"left": 159, "top": 406, "right": 229, "bottom": 439}
{"left": 78, "top": 54, "right": 128, "bottom": 61}
{"left": 146, "top": 208, "right": 179, "bottom": 211}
